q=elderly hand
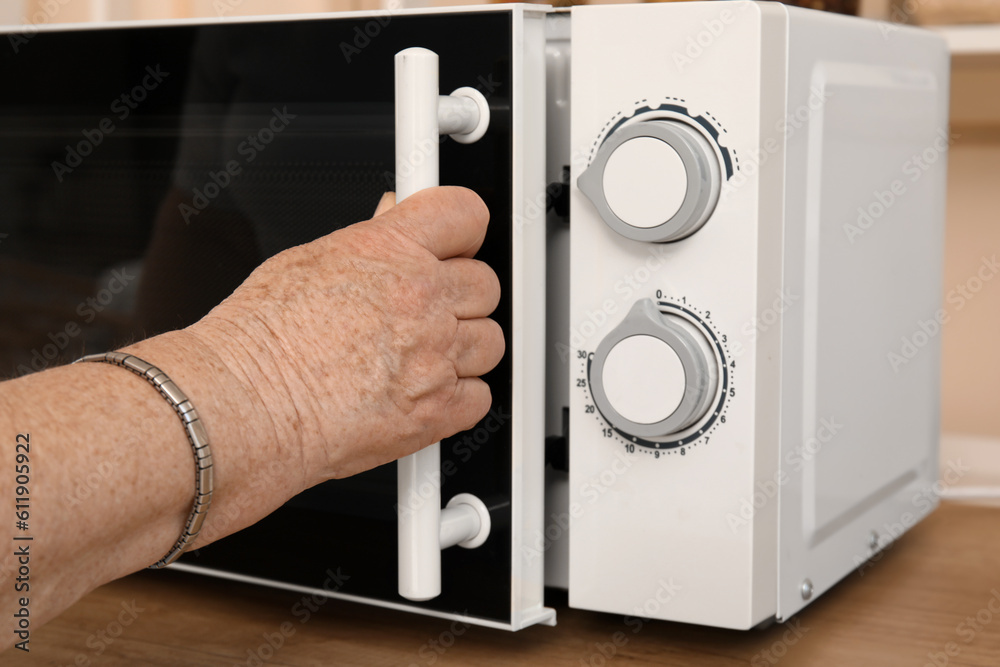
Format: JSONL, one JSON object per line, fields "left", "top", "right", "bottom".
{"left": 187, "top": 186, "right": 504, "bottom": 484}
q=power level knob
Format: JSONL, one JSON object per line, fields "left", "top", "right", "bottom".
{"left": 590, "top": 299, "right": 719, "bottom": 439}
{"left": 578, "top": 120, "right": 721, "bottom": 243}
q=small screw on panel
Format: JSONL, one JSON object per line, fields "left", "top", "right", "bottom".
{"left": 869, "top": 530, "right": 880, "bottom": 550}
{"left": 800, "top": 579, "right": 813, "bottom": 601}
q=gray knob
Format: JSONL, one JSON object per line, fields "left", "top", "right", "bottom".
{"left": 590, "top": 300, "right": 718, "bottom": 439}
{"left": 578, "top": 121, "right": 721, "bottom": 243}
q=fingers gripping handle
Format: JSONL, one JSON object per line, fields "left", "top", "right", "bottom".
{"left": 395, "top": 47, "right": 443, "bottom": 603}
{"left": 394, "top": 47, "right": 491, "bottom": 603}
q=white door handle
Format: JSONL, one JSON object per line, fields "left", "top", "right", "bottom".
{"left": 394, "top": 47, "right": 491, "bottom": 603}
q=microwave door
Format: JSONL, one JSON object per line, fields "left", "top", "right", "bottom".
{"left": 0, "top": 7, "right": 552, "bottom": 630}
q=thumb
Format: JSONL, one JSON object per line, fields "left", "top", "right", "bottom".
{"left": 372, "top": 187, "right": 490, "bottom": 260}
{"left": 373, "top": 191, "right": 396, "bottom": 217}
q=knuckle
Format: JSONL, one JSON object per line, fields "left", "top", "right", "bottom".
{"left": 406, "top": 274, "right": 438, "bottom": 307}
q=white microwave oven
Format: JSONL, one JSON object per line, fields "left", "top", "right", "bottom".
{"left": 0, "top": 1, "right": 948, "bottom": 631}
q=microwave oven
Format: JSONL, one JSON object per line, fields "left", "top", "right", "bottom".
{"left": 0, "top": 1, "right": 948, "bottom": 631}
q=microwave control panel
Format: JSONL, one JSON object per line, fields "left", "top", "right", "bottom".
{"left": 567, "top": 2, "right": 778, "bottom": 630}
{"left": 570, "top": 106, "right": 746, "bottom": 463}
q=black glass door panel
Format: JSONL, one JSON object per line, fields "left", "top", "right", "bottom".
{"left": 0, "top": 11, "right": 515, "bottom": 623}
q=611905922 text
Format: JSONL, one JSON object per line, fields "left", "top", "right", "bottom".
{"left": 13, "top": 433, "right": 32, "bottom": 652}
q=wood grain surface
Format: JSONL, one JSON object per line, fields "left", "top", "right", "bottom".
{"left": 8, "top": 501, "right": 1000, "bottom": 666}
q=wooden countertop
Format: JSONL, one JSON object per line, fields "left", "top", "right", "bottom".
{"left": 10, "top": 501, "right": 1000, "bottom": 666}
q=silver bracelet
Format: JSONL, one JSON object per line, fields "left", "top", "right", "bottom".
{"left": 74, "top": 351, "right": 213, "bottom": 569}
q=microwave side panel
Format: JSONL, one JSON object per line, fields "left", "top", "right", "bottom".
{"left": 776, "top": 10, "right": 949, "bottom": 620}
{"left": 568, "top": 2, "right": 775, "bottom": 630}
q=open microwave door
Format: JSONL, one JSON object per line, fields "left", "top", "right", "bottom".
{"left": 0, "top": 6, "right": 553, "bottom": 630}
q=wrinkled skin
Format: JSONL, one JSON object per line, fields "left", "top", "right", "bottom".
{"left": 187, "top": 186, "right": 505, "bottom": 482}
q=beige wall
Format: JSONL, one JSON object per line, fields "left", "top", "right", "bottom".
{"left": 113, "top": 0, "right": 382, "bottom": 20}
{"left": 13, "top": 0, "right": 901, "bottom": 21}
{"left": 943, "top": 56, "right": 1000, "bottom": 439}
{"left": 23, "top": 0, "right": 375, "bottom": 23}
{"left": 942, "top": 139, "right": 1000, "bottom": 437}
{"left": 22, "top": 0, "right": 101, "bottom": 23}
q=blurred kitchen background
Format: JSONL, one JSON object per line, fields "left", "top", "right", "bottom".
{"left": 2, "top": 0, "right": 998, "bottom": 496}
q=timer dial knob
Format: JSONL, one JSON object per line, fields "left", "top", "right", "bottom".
{"left": 578, "top": 120, "right": 721, "bottom": 243}
{"left": 590, "top": 299, "right": 719, "bottom": 439}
